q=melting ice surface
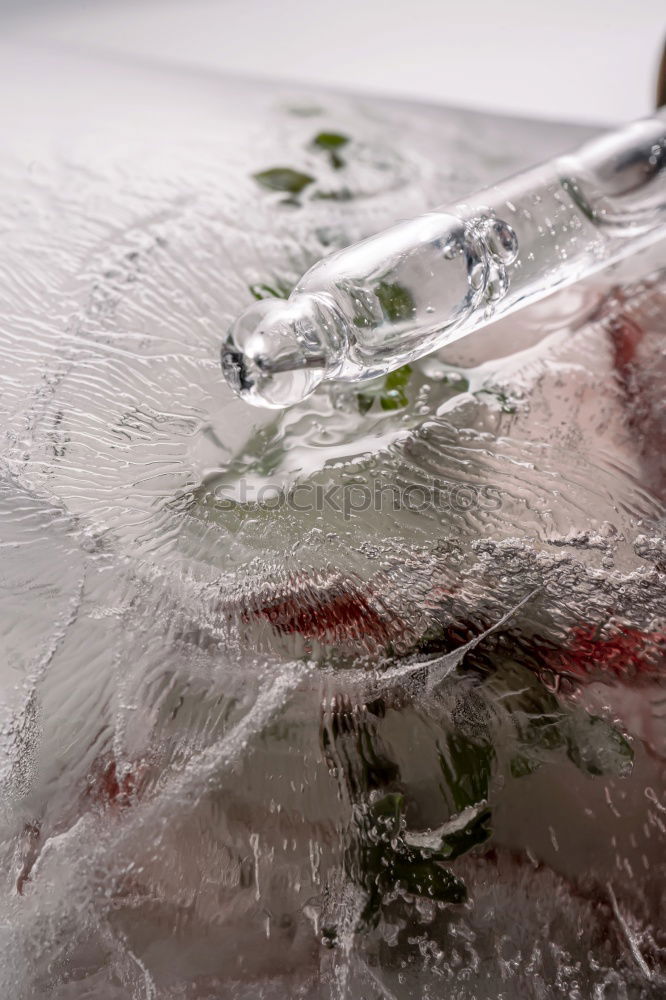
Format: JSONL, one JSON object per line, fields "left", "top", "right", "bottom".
{"left": 0, "top": 42, "right": 664, "bottom": 1000}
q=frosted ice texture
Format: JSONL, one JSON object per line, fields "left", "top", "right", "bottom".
{"left": 0, "top": 44, "right": 663, "bottom": 999}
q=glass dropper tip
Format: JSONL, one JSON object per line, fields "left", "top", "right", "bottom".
{"left": 221, "top": 295, "right": 343, "bottom": 408}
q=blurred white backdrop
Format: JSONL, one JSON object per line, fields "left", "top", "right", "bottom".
{"left": 3, "top": 0, "right": 665, "bottom": 124}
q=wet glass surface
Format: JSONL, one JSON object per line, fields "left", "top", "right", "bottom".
{"left": 0, "top": 44, "right": 664, "bottom": 999}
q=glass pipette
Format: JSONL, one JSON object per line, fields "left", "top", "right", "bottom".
{"left": 222, "top": 111, "right": 666, "bottom": 408}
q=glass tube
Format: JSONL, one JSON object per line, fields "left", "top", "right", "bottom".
{"left": 222, "top": 112, "right": 666, "bottom": 408}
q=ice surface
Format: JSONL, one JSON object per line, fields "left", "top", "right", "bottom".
{"left": 0, "top": 42, "right": 664, "bottom": 999}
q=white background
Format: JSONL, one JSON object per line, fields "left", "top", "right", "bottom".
{"left": 3, "top": 0, "right": 666, "bottom": 125}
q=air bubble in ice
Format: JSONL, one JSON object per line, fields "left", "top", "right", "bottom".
{"left": 481, "top": 218, "right": 519, "bottom": 265}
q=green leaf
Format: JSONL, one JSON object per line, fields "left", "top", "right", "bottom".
{"left": 500, "top": 672, "right": 568, "bottom": 768}
{"left": 356, "top": 729, "right": 401, "bottom": 792}
{"left": 510, "top": 753, "right": 542, "bottom": 778}
{"left": 249, "top": 279, "right": 293, "bottom": 301}
{"left": 384, "top": 364, "right": 413, "bottom": 391}
{"left": 349, "top": 786, "right": 471, "bottom": 927}
{"left": 438, "top": 731, "right": 494, "bottom": 814}
{"left": 356, "top": 365, "right": 413, "bottom": 414}
{"left": 379, "top": 387, "right": 409, "bottom": 410}
{"left": 438, "top": 807, "right": 492, "bottom": 860}
{"left": 312, "top": 132, "right": 350, "bottom": 170}
{"left": 442, "top": 373, "right": 470, "bottom": 392}
{"left": 357, "top": 392, "right": 375, "bottom": 415}
{"left": 252, "top": 168, "right": 315, "bottom": 195}
{"left": 380, "top": 366, "right": 412, "bottom": 410}
{"left": 486, "top": 661, "right": 634, "bottom": 781}
{"left": 565, "top": 714, "right": 634, "bottom": 778}
{"left": 514, "top": 709, "right": 566, "bottom": 758}
{"left": 367, "top": 792, "right": 404, "bottom": 840}
{"left": 312, "top": 131, "right": 350, "bottom": 151}
{"left": 375, "top": 281, "right": 416, "bottom": 323}
{"left": 393, "top": 858, "right": 467, "bottom": 904}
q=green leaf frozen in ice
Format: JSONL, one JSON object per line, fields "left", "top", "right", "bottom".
{"left": 353, "top": 791, "right": 469, "bottom": 920}
{"left": 356, "top": 392, "right": 376, "bottom": 415}
{"left": 438, "top": 729, "right": 494, "bottom": 814}
{"left": 248, "top": 278, "right": 293, "bottom": 300}
{"left": 565, "top": 713, "right": 634, "bottom": 778}
{"left": 356, "top": 364, "right": 413, "bottom": 414}
{"left": 312, "top": 131, "right": 350, "bottom": 151}
{"left": 367, "top": 791, "right": 404, "bottom": 840}
{"left": 252, "top": 167, "right": 315, "bottom": 194}
{"left": 486, "top": 660, "right": 634, "bottom": 781}
{"left": 384, "top": 365, "right": 413, "bottom": 391}
{"left": 380, "top": 363, "right": 412, "bottom": 410}
{"left": 375, "top": 281, "right": 416, "bottom": 323}
{"left": 312, "top": 131, "right": 350, "bottom": 169}
{"left": 392, "top": 857, "right": 467, "bottom": 903}
{"left": 437, "top": 807, "right": 493, "bottom": 860}
{"left": 379, "top": 388, "right": 409, "bottom": 410}
{"left": 441, "top": 372, "right": 470, "bottom": 392}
